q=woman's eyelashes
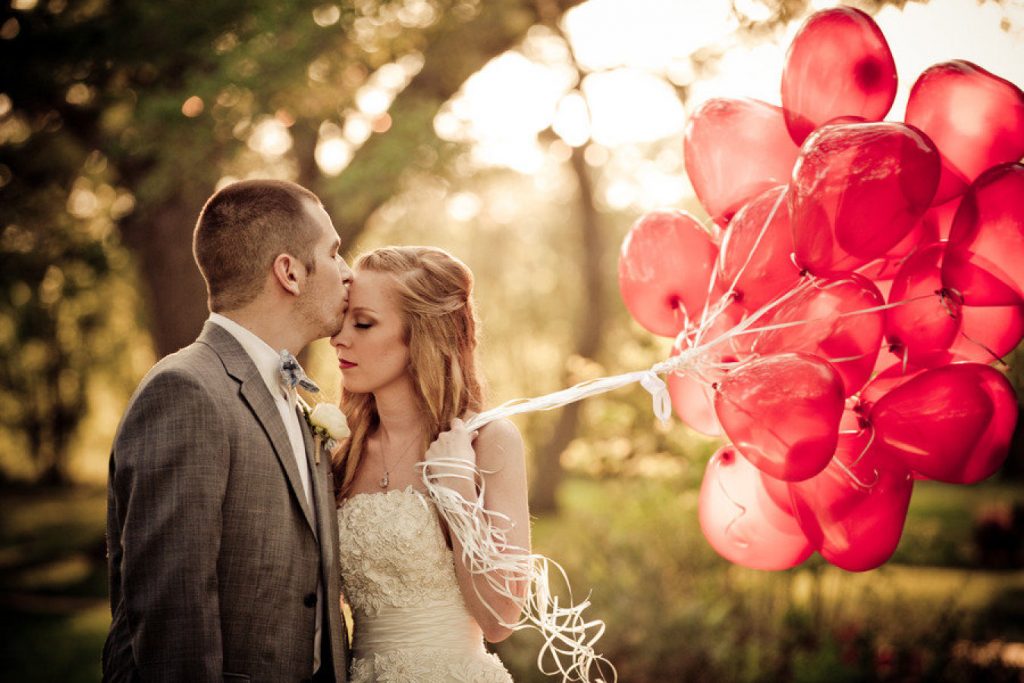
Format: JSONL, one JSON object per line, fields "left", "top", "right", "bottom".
{"left": 354, "top": 321, "right": 373, "bottom": 329}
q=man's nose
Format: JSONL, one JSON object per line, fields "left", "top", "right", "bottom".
{"left": 339, "top": 260, "right": 354, "bottom": 284}
{"left": 330, "top": 328, "right": 349, "bottom": 348}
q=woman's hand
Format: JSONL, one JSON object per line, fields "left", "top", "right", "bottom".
{"left": 425, "top": 417, "right": 479, "bottom": 466}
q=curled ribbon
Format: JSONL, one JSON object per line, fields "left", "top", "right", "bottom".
{"left": 640, "top": 371, "right": 672, "bottom": 424}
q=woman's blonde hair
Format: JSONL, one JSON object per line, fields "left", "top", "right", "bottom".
{"left": 333, "top": 246, "right": 484, "bottom": 497}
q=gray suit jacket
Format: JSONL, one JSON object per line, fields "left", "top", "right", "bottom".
{"left": 103, "top": 322, "right": 349, "bottom": 682}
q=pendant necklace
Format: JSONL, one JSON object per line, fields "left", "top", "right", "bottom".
{"left": 379, "top": 429, "right": 420, "bottom": 490}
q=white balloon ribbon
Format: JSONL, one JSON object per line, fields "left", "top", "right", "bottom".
{"left": 418, "top": 458, "right": 617, "bottom": 683}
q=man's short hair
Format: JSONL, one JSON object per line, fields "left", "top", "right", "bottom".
{"left": 193, "top": 179, "right": 322, "bottom": 311}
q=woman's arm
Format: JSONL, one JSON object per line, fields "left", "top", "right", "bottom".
{"left": 424, "top": 417, "right": 530, "bottom": 642}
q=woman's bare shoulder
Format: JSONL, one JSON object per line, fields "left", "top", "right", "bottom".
{"left": 474, "top": 417, "right": 524, "bottom": 469}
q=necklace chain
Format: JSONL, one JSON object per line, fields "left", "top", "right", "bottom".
{"left": 378, "top": 429, "right": 421, "bottom": 489}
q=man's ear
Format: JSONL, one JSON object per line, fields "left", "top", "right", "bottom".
{"left": 271, "top": 253, "right": 305, "bottom": 296}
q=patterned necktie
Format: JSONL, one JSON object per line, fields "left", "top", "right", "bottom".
{"left": 278, "top": 350, "right": 321, "bottom": 395}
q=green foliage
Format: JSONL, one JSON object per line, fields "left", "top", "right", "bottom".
{"left": 0, "top": 486, "right": 108, "bottom": 682}
{"left": 0, "top": 166, "right": 143, "bottom": 482}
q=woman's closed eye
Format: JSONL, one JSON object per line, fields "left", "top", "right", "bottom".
{"left": 354, "top": 322, "right": 373, "bottom": 329}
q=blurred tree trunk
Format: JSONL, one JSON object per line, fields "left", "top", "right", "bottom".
{"left": 121, "top": 196, "right": 211, "bottom": 357}
{"left": 530, "top": 143, "right": 605, "bottom": 513}
{"left": 529, "top": 3, "right": 605, "bottom": 513}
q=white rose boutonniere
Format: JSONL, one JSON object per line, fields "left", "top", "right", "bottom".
{"left": 301, "top": 402, "right": 350, "bottom": 464}
{"left": 310, "top": 403, "right": 350, "bottom": 441}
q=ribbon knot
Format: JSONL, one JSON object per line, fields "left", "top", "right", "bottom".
{"left": 640, "top": 371, "right": 671, "bottom": 424}
{"left": 279, "top": 350, "right": 320, "bottom": 395}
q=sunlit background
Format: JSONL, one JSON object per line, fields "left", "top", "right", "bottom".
{"left": 2, "top": 0, "right": 1024, "bottom": 680}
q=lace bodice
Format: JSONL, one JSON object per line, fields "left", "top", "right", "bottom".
{"left": 338, "top": 486, "right": 513, "bottom": 683}
{"left": 338, "top": 486, "right": 462, "bottom": 616}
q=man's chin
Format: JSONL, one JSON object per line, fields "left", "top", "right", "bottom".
{"left": 314, "top": 313, "right": 344, "bottom": 339}
{"left": 318, "top": 324, "right": 342, "bottom": 340}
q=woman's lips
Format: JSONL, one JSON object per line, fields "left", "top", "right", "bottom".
{"left": 340, "top": 359, "right": 357, "bottom": 370}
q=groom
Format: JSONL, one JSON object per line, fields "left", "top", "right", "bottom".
{"left": 103, "top": 179, "right": 352, "bottom": 682}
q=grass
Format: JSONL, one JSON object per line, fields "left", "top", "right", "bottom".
{"left": 0, "top": 605, "right": 108, "bottom": 683}
{"left": 895, "top": 480, "right": 1024, "bottom": 568}
{"left": 2, "top": 477, "right": 1022, "bottom": 682}
{"left": 0, "top": 485, "right": 108, "bottom": 683}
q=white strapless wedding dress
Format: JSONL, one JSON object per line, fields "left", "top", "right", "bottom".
{"left": 338, "top": 486, "right": 514, "bottom": 683}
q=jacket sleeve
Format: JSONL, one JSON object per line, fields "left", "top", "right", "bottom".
{"left": 110, "top": 368, "right": 229, "bottom": 682}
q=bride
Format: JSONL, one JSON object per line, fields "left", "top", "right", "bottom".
{"left": 329, "top": 246, "right": 528, "bottom": 682}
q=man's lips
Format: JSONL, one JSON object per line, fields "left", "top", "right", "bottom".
{"left": 340, "top": 359, "right": 357, "bottom": 370}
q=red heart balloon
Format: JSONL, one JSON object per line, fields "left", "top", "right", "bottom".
{"left": 942, "top": 163, "right": 1024, "bottom": 306}
{"left": 791, "top": 122, "right": 940, "bottom": 276}
{"left": 699, "top": 446, "right": 813, "bottom": 571}
{"left": 669, "top": 370, "right": 720, "bottom": 437}
{"left": 873, "top": 278, "right": 893, "bottom": 303}
{"left": 781, "top": 7, "right": 897, "bottom": 145}
{"left": 884, "top": 243, "right": 962, "bottom": 366}
{"left": 684, "top": 98, "right": 800, "bottom": 226}
{"left": 948, "top": 302, "right": 1024, "bottom": 364}
{"left": 789, "top": 411, "right": 913, "bottom": 572}
{"left": 870, "top": 363, "right": 1018, "bottom": 484}
{"left": 855, "top": 208, "right": 940, "bottom": 281}
{"left": 715, "top": 353, "right": 844, "bottom": 481}
{"left": 905, "top": 61, "right": 1024, "bottom": 204}
{"left": 618, "top": 209, "right": 718, "bottom": 337}
{"left": 871, "top": 311, "right": 1006, "bottom": 375}
{"left": 859, "top": 363, "right": 929, "bottom": 411}
{"left": 752, "top": 274, "right": 884, "bottom": 396}
{"left": 924, "top": 195, "right": 962, "bottom": 242}
{"left": 718, "top": 185, "right": 802, "bottom": 312}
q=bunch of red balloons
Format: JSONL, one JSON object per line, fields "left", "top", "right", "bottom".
{"left": 617, "top": 6, "right": 1024, "bottom": 572}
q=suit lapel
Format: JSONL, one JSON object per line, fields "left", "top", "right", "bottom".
{"left": 298, "top": 408, "right": 321, "bottom": 542}
{"left": 198, "top": 322, "right": 317, "bottom": 535}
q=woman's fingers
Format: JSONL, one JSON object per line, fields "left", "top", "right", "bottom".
{"left": 425, "top": 418, "right": 478, "bottom": 464}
